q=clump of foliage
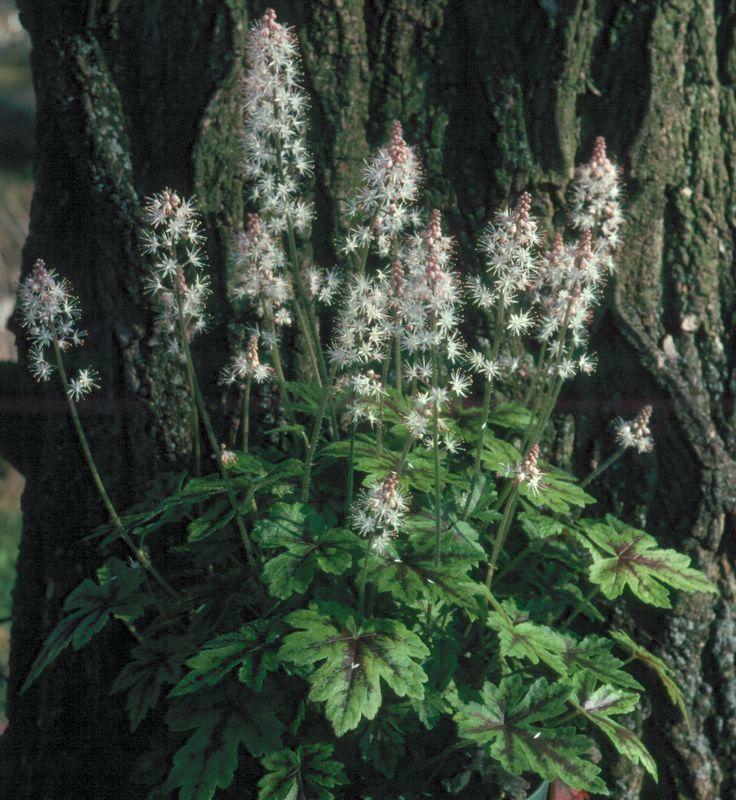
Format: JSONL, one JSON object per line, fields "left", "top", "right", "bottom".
{"left": 17, "top": 9, "right": 715, "bottom": 800}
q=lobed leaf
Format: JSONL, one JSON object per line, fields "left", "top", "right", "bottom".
{"left": 258, "top": 744, "right": 347, "bottom": 800}
{"left": 572, "top": 670, "right": 656, "bottom": 779}
{"left": 585, "top": 516, "right": 716, "bottom": 608}
{"left": 454, "top": 675, "right": 607, "bottom": 794}
{"left": 279, "top": 602, "right": 429, "bottom": 736}
{"left": 166, "top": 684, "right": 284, "bottom": 800}
{"left": 170, "top": 620, "right": 283, "bottom": 697}
{"left": 112, "top": 636, "right": 188, "bottom": 731}
{"left": 22, "top": 558, "right": 150, "bottom": 692}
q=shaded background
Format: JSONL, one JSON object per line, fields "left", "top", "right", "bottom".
{"left": 0, "top": 0, "right": 30, "bottom": 732}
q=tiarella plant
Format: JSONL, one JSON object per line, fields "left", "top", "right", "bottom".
{"left": 18, "top": 9, "right": 715, "bottom": 800}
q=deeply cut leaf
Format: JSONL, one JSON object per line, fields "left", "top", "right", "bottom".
{"left": 572, "top": 670, "right": 656, "bottom": 779}
{"left": 280, "top": 602, "right": 428, "bottom": 736}
{"left": 454, "top": 675, "right": 607, "bottom": 794}
{"left": 369, "top": 525, "right": 488, "bottom": 613}
{"left": 561, "top": 635, "right": 643, "bottom": 692}
{"left": 166, "top": 684, "right": 284, "bottom": 800}
{"left": 487, "top": 601, "right": 567, "bottom": 675}
{"left": 258, "top": 743, "right": 347, "bottom": 800}
{"left": 254, "top": 503, "right": 360, "bottom": 599}
{"left": 585, "top": 516, "right": 716, "bottom": 608}
{"left": 610, "top": 630, "right": 690, "bottom": 727}
{"left": 170, "top": 620, "right": 283, "bottom": 697}
{"left": 113, "top": 635, "right": 187, "bottom": 731}
{"left": 22, "top": 558, "right": 150, "bottom": 692}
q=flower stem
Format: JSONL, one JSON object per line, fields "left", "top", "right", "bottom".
{"left": 561, "top": 585, "right": 601, "bottom": 630}
{"left": 485, "top": 483, "right": 520, "bottom": 590}
{"left": 301, "top": 366, "right": 336, "bottom": 502}
{"left": 463, "top": 292, "right": 505, "bottom": 520}
{"left": 358, "top": 534, "right": 372, "bottom": 622}
{"left": 241, "top": 376, "right": 252, "bottom": 452}
{"left": 346, "top": 422, "right": 356, "bottom": 518}
{"left": 263, "top": 309, "right": 295, "bottom": 425}
{"left": 432, "top": 351, "right": 443, "bottom": 565}
{"left": 175, "top": 293, "right": 256, "bottom": 565}
{"left": 580, "top": 447, "right": 625, "bottom": 489}
{"left": 50, "top": 331, "right": 178, "bottom": 599}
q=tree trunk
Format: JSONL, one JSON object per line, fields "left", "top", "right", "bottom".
{"left": 1, "top": 2, "right": 734, "bottom": 798}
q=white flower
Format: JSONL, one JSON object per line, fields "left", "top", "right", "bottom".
{"left": 502, "top": 444, "right": 546, "bottom": 496}
{"left": 449, "top": 370, "right": 471, "bottom": 398}
{"left": 223, "top": 335, "right": 273, "bottom": 385}
{"left": 18, "top": 260, "right": 87, "bottom": 383}
{"left": 614, "top": 405, "right": 654, "bottom": 454}
{"left": 352, "top": 473, "right": 409, "bottom": 543}
{"left": 67, "top": 368, "right": 100, "bottom": 401}
{"left": 243, "top": 9, "right": 314, "bottom": 233}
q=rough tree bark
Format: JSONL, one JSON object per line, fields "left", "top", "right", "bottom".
{"left": 0, "top": 2, "right": 734, "bottom": 799}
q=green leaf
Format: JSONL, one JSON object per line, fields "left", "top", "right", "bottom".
{"left": 487, "top": 602, "right": 567, "bottom": 675}
{"left": 166, "top": 684, "right": 284, "bottom": 800}
{"left": 171, "top": 621, "right": 283, "bottom": 697}
{"left": 522, "top": 470, "right": 595, "bottom": 514}
{"left": 610, "top": 630, "right": 690, "bottom": 727}
{"left": 572, "top": 671, "right": 656, "bottom": 779}
{"left": 369, "top": 528, "right": 488, "bottom": 613}
{"left": 585, "top": 516, "right": 716, "bottom": 608}
{"left": 481, "top": 436, "right": 522, "bottom": 472}
{"left": 359, "top": 711, "right": 407, "bottom": 778}
{"left": 22, "top": 558, "right": 150, "bottom": 692}
{"left": 454, "top": 675, "right": 607, "bottom": 794}
{"left": 488, "top": 402, "right": 534, "bottom": 431}
{"left": 279, "top": 602, "right": 429, "bottom": 736}
{"left": 254, "top": 503, "right": 360, "bottom": 598}
{"left": 561, "top": 636, "right": 643, "bottom": 692}
{"left": 519, "top": 510, "right": 566, "bottom": 540}
{"left": 258, "top": 744, "right": 347, "bottom": 800}
{"left": 112, "top": 636, "right": 187, "bottom": 731}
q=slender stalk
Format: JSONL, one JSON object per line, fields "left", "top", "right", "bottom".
{"left": 521, "top": 295, "right": 574, "bottom": 452}
{"left": 561, "top": 585, "right": 601, "bottom": 631}
{"left": 462, "top": 292, "right": 505, "bottom": 520}
{"left": 394, "top": 334, "right": 402, "bottom": 394}
{"left": 301, "top": 366, "right": 336, "bottom": 502}
{"left": 50, "top": 331, "right": 178, "bottom": 599}
{"left": 358, "top": 535, "right": 372, "bottom": 621}
{"left": 183, "top": 342, "right": 202, "bottom": 475}
{"left": 580, "top": 447, "right": 625, "bottom": 489}
{"left": 345, "top": 422, "right": 356, "bottom": 517}
{"left": 241, "top": 376, "right": 252, "bottom": 452}
{"left": 485, "top": 484, "right": 520, "bottom": 589}
{"left": 174, "top": 293, "right": 256, "bottom": 565}
{"left": 376, "top": 355, "right": 391, "bottom": 451}
{"left": 432, "top": 351, "right": 443, "bottom": 565}
{"left": 262, "top": 309, "right": 295, "bottom": 425}
{"left": 274, "top": 138, "right": 330, "bottom": 387}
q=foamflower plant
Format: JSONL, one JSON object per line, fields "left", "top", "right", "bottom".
{"left": 19, "top": 9, "right": 715, "bottom": 800}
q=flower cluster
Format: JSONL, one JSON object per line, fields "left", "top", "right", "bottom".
{"left": 504, "top": 443, "right": 546, "bottom": 495}
{"left": 400, "top": 210, "right": 464, "bottom": 360}
{"left": 615, "top": 405, "right": 654, "bottom": 454}
{"left": 570, "top": 135, "right": 623, "bottom": 273}
{"left": 18, "top": 259, "right": 86, "bottom": 382}
{"left": 352, "top": 472, "right": 409, "bottom": 552}
{"left": 142, "top": 189, "right": 210, "bottom": 347}
{"left": 469, "top": 191, "right": 540, "bottom": 310}
{"left": 223, "top": 334, "right": 273, "bottom": 386}
{"left": 231, "top": 213, "right": 293, "bottom": 330}
{"left": 242, "top": 8, "right": 313, "bottom": 234}
{"left": 343, "top": 121, "right": 422, "bottom": 257}
{"left": 329, "top": 271, "right": 393, "bottom": 370}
